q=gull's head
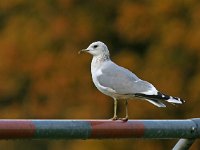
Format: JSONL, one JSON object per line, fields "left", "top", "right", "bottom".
{"left": 79, "top": 41, "right": 109, "bottom": 56}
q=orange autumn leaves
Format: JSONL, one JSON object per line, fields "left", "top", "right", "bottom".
{"left": 0, "top": 0, "right": 200, "bottom": 149}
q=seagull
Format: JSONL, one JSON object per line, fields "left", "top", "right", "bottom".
{"left": 79, "top": 41, "right": 185, "bottom": 121}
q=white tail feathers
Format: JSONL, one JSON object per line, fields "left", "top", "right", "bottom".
{"left": 166, "top": 96, "right": 184, "bottom": 104}
{"left": 146, "top": 99, "right": 166, "bottom": 107}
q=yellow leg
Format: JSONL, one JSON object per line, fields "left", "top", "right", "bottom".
{"left": 125, "top": 100, "right": 128, "bottom": 119}
{"left": 111, "top": 98, "right": 118, "bottom": 120}
{"left": 120, "top": 100, "right": 129, "bottom": 122}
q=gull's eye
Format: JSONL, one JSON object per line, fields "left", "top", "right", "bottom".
{"left": 93, "top": 45, "right": 98, "bottom": 48}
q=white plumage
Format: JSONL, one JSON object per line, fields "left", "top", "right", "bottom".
{"left": 80, "top": 41, "right": 185, "bottom": 121}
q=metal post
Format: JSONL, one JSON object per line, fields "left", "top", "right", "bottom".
{"left": 173, "top": 139, "right": 195, "bottom": 150}
{"left": 0, "top": 119, "right": 199, "bottom": 140}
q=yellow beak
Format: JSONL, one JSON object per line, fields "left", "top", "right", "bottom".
{"left": 78, "top": 49, "right": 89, "bottom": 54}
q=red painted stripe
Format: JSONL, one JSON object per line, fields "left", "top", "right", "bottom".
{"left": 0, "top": 120, "right": 35, "bottom": 139}
{"left": 90, "top": 120, "right": 145, "bottom": 138}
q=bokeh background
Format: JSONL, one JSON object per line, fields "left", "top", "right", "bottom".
{"left": 0, "top": 0, "right": 200, "bottom": 149}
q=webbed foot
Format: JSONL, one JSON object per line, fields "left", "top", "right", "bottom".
{"left": 119, "top": 117, "right": 128, "bottom": 122}
{"left": 110, "top": 116, "right": 118, "bottom": 121}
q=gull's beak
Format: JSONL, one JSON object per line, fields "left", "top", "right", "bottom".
{"left": 78, "top": 49, "right": 89, "bottom": 54}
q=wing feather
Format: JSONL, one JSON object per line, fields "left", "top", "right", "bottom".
{"left": 96, "top": 62, "right": 155, "bottom": 95}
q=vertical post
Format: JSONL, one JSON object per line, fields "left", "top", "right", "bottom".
{"left": 172, "top": 139, "right": 195, "bottom": 150}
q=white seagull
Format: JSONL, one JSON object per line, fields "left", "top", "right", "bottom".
{"left": 79, "top": 41, "right": 185, "bottom": 121}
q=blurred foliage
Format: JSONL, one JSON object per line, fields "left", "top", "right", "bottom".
{"left": 0, "top": 0, "right": 200, "bottom": 149}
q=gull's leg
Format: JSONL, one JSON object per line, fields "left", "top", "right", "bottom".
{"left": 120, "top": 100, "right": 129, "bottom": 122}
{"left": 111, "top": 98, "right": 118, "bottom": 120}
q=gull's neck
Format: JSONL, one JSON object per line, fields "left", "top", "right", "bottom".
{"left": 91, "top": 53, "right": 110, "bottom": 70}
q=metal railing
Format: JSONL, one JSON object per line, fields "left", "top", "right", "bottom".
{"left": 0, "top": 119, "right": 199, "bottom": 149}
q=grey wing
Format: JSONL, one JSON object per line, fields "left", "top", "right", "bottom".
{"left": 97, "top": 62, "right": 155, "bottom": 95}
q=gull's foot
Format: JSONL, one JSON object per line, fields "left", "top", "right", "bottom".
{"left": 110, "top": 116, "right": 118, "bottom": 121}
{"left": 119, "top": 117, "right": 128, "bottom": 122}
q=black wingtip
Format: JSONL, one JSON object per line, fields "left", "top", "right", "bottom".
{"left": 135, "top": 92, "right": 185, "bottom": 105}
{"left": 172, "top": 96, "right": 186, "bottom": 103}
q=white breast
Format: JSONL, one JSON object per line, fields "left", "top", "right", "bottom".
{"left": 91, "top": 66, "right": 117, "bottom": 98}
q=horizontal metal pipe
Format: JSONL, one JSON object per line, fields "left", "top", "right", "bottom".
{"left": 0, "top": 119, "right": 199, "bottom": 139}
